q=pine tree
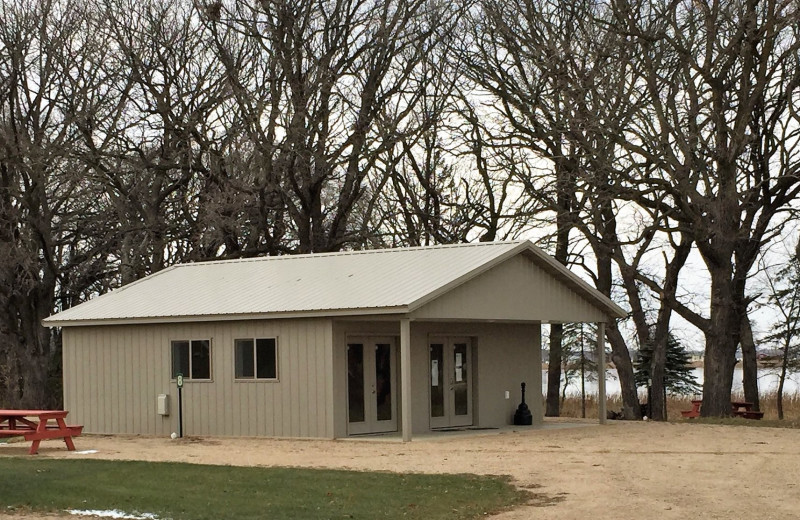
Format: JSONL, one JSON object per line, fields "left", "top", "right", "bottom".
{"left": 635, "top": 334, "right": 700, "bottom": 395}
{"left": 559, "top": 324, "right": 599, "bottom": 407}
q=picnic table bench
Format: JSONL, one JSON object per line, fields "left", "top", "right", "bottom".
{"left": 0, "top": 410, "right": 83, "bottom": 455}
{"left": 680, "top": 399, "right": 703, "bottom": 418}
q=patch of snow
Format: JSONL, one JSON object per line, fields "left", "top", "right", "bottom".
{"left": 66, "top": 509, "right": 160, "bottom": 519}
{"left": 73, "top": 449, "right": 99, "bottom": 454}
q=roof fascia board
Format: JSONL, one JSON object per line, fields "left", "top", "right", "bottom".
{"left": 43, "top": 306, "right": 410, "bottom": 328}
{"left": 412, "top": 317, "right": 609, "bottom": 324}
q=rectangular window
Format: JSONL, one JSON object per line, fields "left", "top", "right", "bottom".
{"left": 235, "top": 338, "right": 278, "bottom": 380}
{"left": 171, "top": 339, "right": 211, "bottom": 380}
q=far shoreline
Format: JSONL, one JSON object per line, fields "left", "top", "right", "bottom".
{"left": 541, "top": 360, "right": 789, "bottom": 370}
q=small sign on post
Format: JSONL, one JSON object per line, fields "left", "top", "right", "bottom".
{"left": 176, "top": 373, "right": 184, "bottom": 438}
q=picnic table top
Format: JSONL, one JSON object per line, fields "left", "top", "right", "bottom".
{"left": 0, "top": 410, "right": 69, "bottom": 416}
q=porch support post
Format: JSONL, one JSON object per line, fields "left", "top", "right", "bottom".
{"left": 597, "top": 321, "right": 607, "bottom": 424}
{"left": 401, "top": 318, "right": 412, "bottom": 442}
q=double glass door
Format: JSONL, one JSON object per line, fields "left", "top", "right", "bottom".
{"left": 347, "top": 337, "right": 397, "bottom": 435}
{"left": 429, "top": 337, "right": 473, "bottom": 428}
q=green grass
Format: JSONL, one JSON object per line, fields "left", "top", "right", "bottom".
{"left": 0, "top": 458, "right": 527, "bottom": 519}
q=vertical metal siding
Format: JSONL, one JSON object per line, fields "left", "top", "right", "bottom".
{"left": 62, "top": 318, "right": 333, "bottom": 438}
{"left": 411, "top": 254, "right": 607, "bottom": 323}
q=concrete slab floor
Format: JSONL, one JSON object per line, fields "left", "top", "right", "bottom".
{"left": 341, "top": 417, "right": 604, "bottom": 442}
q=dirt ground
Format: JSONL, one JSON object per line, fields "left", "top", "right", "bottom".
{"left": 1, "top": 419, "right": 799, "bottom": 520}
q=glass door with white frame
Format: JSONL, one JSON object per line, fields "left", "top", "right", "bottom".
{"left": 429, "top": 337, "right": 473, "bottom": 429}
{"left": 346, "top": 337, "right": 397, "bottom": 435}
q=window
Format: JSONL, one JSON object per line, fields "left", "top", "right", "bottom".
{"left": 235, "top": 338, "right": 277, "bottom": 380}
{"left": 171, "top": 339, "right": 211, "bottom": 380}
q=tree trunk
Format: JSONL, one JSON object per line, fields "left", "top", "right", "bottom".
{"left": 648, "top": 333, "right": 668, "bottom": 421}
{"left": 647, "top": 237, "right": 691, "bottom": 421}
{"left": 544, "top": 162, "right": 572, "bottom": 417}
{"left": 606, "top": 324, "right": 641, "bottom": 419}
{"left": 647, "top": 305, "right": 674, "bottom": 422}
{"left": 595, "top": 206, "right": 640, "bottom": 420}
{"left": 545, "top": 324, "right": 563, "bottom": 416}
{"left": 1, "top": 277, "right": 57, "bottom": 409}
{"left": 701, "top": 268, "right": 741, "bottom": 416}
{"left": 740, "top": 315, "right": 760, "bottom": 410}
{"left": 777, "top": 336, "right": 791, "bottom": 420}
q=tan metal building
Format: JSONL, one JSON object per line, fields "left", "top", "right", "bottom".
{"left": 44, "top": 241, "right": 625, "bottom": 440}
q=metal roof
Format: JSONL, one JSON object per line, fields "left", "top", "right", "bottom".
{"left": 44, "top": 240, "right": 626, "bottom": 326}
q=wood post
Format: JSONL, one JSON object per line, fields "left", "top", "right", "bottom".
{"left": 401, "top": 318, "right": 412, "bottom": 442}
{"left": 597, "top": 322, "right": 607, "bottom": 425}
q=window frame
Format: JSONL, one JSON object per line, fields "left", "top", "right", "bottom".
{"left": 170, "top": 338, "right": 213, "bottom": 382}
{"left": 233, "top": 337, "right": 279, "bottom": 382}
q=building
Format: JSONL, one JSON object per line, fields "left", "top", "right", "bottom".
{"left": 44, "top": 241, "right": 625, "bottom": 440}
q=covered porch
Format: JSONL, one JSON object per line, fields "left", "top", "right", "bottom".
{"left": 332, "top": 317, "right": 610, "bottom": 441}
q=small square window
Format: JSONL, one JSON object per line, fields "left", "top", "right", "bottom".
{"left": 172, "top": 339, "right": 211, "bottom": 380}
{"left": 235, "top": 338, "right": 277, "bottom": 380}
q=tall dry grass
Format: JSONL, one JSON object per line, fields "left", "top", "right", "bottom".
{"left": 557, "top": 391, "right": 800, "bottom": 421}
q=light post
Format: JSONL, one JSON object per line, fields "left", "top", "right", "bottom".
{"left": 176, "top": 373, "right": 184, "bottom": 438}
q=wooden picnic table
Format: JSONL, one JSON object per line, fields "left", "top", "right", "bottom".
{"left": 730, "top": 401, "right": 764, "bottom": 420}
{"left": 0, "top": 410, "right": 83, "bottom": 455}
{"left": 680, "top": 400, "right": 764, "bottom": 420}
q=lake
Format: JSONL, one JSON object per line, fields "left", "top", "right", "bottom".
{"left": 542, "top": 367, "right": 800, "bottom": 397}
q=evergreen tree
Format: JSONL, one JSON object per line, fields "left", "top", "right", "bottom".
{"left": 559, "top": 324, "right": 598, "bottom": 406}
{"left": 635, "top": 334, "right": 700, "bottom": 395}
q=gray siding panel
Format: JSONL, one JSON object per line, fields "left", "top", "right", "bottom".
{"left": 62, "top": 318, "right": 334, "bottom": 438}
{"left": 411, "top": 254, "right": 607, "bottom": 323}
{"left": 64, "top": 314, "right": 543, "bottom": 439}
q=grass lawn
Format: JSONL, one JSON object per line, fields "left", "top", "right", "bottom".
{"left": 0, "top": 457, "right": 527, "bottom": 519}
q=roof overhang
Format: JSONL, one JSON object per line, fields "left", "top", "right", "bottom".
{"left": 43, "top": 306, "right": 410, "bottom": 328}
{"left": 44, "top": 240, "right": 626, "bottom": 328}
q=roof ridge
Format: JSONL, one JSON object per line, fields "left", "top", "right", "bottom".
{"left": 174, "top": 240, "right": 529, "bottom": 268}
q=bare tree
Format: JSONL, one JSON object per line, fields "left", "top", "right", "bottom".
{"left": 462, "top": 0, "right": 646, "bottom": 418}
{"left": 79, "top": 0, "right": 241, "bottom": 281}
{"left": 203, "top": 0, "right": 461, "bottom": 253}
{"left": 760, "top": 242, "right": 800, "bottom": 420}
{"left": 613, "top": 0, "right": 800, "bottom": 415}
{"left": 0, "top": 0, "right": 113, "bottom": 407}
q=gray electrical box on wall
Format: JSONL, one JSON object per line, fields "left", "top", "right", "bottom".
{"left": 157, "top": 394, "right": 170, "bottom": 416}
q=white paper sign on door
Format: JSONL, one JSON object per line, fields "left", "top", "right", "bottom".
{"left": 431, "top": 360, "right": 439, "bottom": 387}
{"left": 455, "top": 353, "right": 463, "bottom": 382}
